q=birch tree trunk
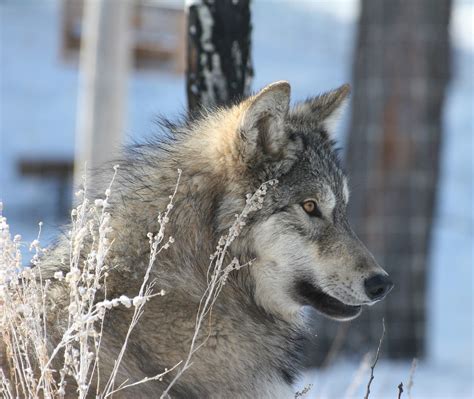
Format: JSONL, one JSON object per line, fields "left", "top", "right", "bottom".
{"left": 185, "top": 0, "right": 253, "bottom": 112}
{"left": 311, "top": 0, "right": 452, "bottom": 362}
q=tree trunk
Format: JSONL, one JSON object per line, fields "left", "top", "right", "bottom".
{"left": 310, "top": 0, "right": 452, "bottom": 363}
{"left": 74, "top": 0, "right": 133, "bottom": 187}
{"left": 185, "top": 0, "right": 253, "bottom": 112}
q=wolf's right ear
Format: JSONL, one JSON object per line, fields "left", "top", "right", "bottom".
{"left": 292, "top": 84, "right": 351, "bottom": 138}
{"left": 238, "top": 81, "right": 291, "bottom": 162}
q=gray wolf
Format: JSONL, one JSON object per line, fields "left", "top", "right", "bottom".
{"left": 29, "top": 81, "right": 393, "bottom": 397}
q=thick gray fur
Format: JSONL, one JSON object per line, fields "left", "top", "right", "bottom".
{"left": 24, "top": 82, "right": 390, "bottom": 398}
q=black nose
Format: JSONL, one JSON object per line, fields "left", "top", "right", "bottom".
{"left": 364, "top": 274, "right": 394, "bottom": 301}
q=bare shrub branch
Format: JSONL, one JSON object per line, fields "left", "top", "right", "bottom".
{"left": 101, "top": 170, "right": 182, "bottom": 397}
{"left": 397, "top": 382, "right": 404, "bottom": 399}
{"left": 160, "top": 180, "right": 277, "bottom": 398}
{"left": 364, "top": 318, "right": 386, "bottom": 399}
{"left": 1, "top": 171, "right": 278, "bottom": 398}
{"left": 294, "top": 383, "right": 313, "bottom": 398}
{"left": 0, "top": 167, "right": 182, "bottom": 398}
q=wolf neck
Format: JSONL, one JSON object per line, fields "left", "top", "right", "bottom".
{"left": 110, "top": 127, "right": 307, "bottom": 390}
{"left": 165, "top": 178, "right": 306, "bottom": 387}
{"left": 129, "top": 168, "right": 305, "bottom": 380}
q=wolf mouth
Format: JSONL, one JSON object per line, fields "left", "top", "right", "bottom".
{"left": 295, "top": 280, "right": 362, "bottom": 320}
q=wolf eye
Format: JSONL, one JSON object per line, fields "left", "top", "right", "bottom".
{"left": 302, "top": 200, "right": 322, "bottom": 218}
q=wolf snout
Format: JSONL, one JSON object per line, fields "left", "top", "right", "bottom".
{"left": 364, "top": 274, "right": 394, "bottom": 301}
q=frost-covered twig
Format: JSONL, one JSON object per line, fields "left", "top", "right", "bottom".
{"left": 0, "top": 166, "right": 181, "bottom": 398}
{"left": 106, "top": 360, "right": 182, "bottom": 397}
{"left": 0, "top": 202, "right": 55, "bottom": 398}
{"left": 406, "top": 357, "right": 417, "bottom": 399}
{"left": 364, "top": 318, "right": 386, "bottom": 399}
{"left": 160, "top": 180, "right": 277, "bottom": 398}
{"left": 2, "top": 172, "right": 276, "bottom": 398}
{"left": 101, "top": 169, "right": 182, "bottom": 397}
{"left": 0, "top": 367, "right": 14, "bottom": 399}
{"left": 294, "top": 383, "right": 313, "bottom": 398}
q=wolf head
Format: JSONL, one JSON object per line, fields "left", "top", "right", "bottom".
{"left": 206, "top": 81, "right": 393, "bottom": 322}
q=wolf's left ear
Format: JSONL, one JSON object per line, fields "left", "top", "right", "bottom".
{"left": 293, "top": 84, "right": 351, "bottom": 137}
{"left": 238, "top": 81, "right": 290, "bottom": 160}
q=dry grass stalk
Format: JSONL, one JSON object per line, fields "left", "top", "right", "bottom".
{"left": 160, "top": 179, "right": 277, "bottom": 398}
{"left": 363, "top": 318, "right": 386, "bottom": 399}
{"left": 0, "top": 167, "right": 181, "bottom": 398}
{"left": 1, "top": 169, "right": 277, "bottom": 398}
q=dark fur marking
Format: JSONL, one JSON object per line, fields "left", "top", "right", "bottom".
{"left": 279, "top": 331, "right": 306, "bottom": 385}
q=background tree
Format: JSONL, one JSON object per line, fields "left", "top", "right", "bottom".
{"left": 186, "top": 0, "right": 253, "bottom": 111}
{"left": 311, "top": 0, "right": 452, "bottom": 363}
{"left": 74, "top": 0, "right": 132, "bottom": 187}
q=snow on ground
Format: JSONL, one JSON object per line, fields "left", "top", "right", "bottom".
{"left": 298, "top": 359, "right": 473, "bottom": 399}
{"left": 0, "top": 0, "right": 472, "bottom": 397}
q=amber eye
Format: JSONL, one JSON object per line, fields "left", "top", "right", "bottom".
{"left": 302, "top": 200, "right": 322, "bottom": 218}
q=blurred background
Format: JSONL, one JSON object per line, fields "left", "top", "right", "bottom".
{"left": 0, "top": 0, "right": 472, "bottom": 397}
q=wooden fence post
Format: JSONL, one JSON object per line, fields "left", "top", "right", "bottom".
{"left": 74, "top": 0, "right": 133, "bottom": 187}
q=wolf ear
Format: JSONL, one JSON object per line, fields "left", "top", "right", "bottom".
{"left": 293, "top": 84, "right": 351, "bottom": 137}
{"left": 238, "top": 81, "right": 290, "bottom": 161}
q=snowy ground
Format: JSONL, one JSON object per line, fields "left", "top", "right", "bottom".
{"left": 0, "top": 0, "right": 472, "bottom": 398}
{"left": 297, "top": 359, "right": 473, "bottom": 399}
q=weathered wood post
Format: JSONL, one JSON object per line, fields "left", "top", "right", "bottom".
{"left": 74, "top": 0, "right": 133, "bottom": 187}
